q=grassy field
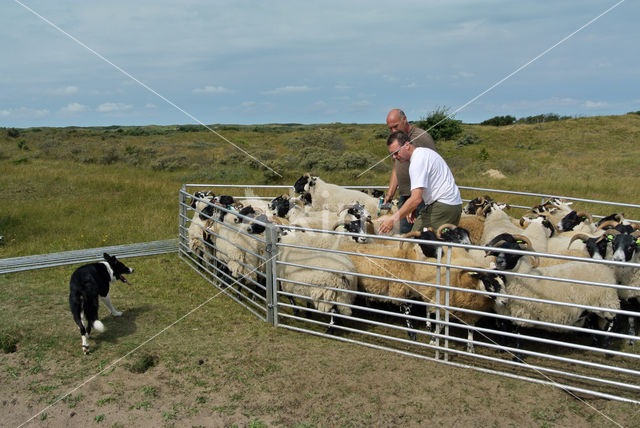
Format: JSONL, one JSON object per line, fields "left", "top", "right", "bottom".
{"left": 1, "top": 115, "right": 640, "bottom": 426}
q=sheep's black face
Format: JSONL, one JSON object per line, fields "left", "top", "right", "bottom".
{"left": 584, "top": 236, "right": 608, "bottom": 260}
{"left": 417, "top": 228, "right": 441, "bottom": 258}
{"left": 347, "top": 202, "right": 370, "bottom": 221}
{"left": 615, "top": 224, "right": 637, "bottom": 234}
{"left": 199, "top": 203, "right": 216, "bottom": 221}
{"left": 269, "top": 195, "right": 290, "bottom": 218}
{"left": 344, "top": 220, "right": 368, "bottom": 243}
{"left": 293, "top": 176, "right": 309, "bottom": 194}
{"left": 612, "top": 233, "right": 639, "bottom": 262}
{"left": 595, "top": 213, "right": 623, "bottom": 228}
{"left": 487, "top": 242, "right": 523, "bottom": 271}
{"left": 474, "top": 272, "right": 505, "bottom": 298}
{"left": 557, "top": 211, "right": 580, "bottom": 232}
{"left": 235, "top": 206, "right": 256, "bottom": 224}
{"left": 439, "top": 226, "right": 471, "bottom": 245}
{"left": 218, "top": 195, "right": 235, "bottom": 206}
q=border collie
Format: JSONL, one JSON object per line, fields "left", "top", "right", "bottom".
{"left": 69, "top": 253, "right": 133, "bottom": 354}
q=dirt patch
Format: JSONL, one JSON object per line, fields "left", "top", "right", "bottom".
{"left": 3, "top": 325, "right": 639, "bottom": 427}
{"left": 483, "top": 169, "right": 506, "bottom": 179}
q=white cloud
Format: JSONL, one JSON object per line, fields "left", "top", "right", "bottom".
{"left": 47, "top": 86, "right": 79, "bottom": 96}
{"left": 404, "top": 82, "right": 417, "bottom": 88}
{"left": 145, "top": 103, "right": 157, "bottom": 109}
{"left": 192, "top": 85, "right": 231, "bottom": 94}
{"left": 60, "top": 103, "right": 88, "bottom": 114}
{"left": 348, "top": 100, "right": 373, "bottom": 112}
{"left": 97, "top": 102, "right": 133, "bottom": 112}
{"left": 334, "top": 83, "right": 352, "bottom": 90}
{"left": 0, "top": 107, "right": 49, "bottom": 119}
{"left": 584, "top": 100, "right": 609, "bottom": 109}
{"left": 262, "top": 85, "right": 312, "bottom": 95}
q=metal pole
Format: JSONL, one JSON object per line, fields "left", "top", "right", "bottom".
{"left": 264, "top": 223, "right": 278, "bottom": 326}
{"left": 179, "top": 185, "right": 189, "bottom": 252}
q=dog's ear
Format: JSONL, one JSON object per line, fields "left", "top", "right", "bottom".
{"left": 103, "top": 252, "right": 112, "bottom": 261}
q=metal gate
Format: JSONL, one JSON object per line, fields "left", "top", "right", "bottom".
{"left": 178, "top": 183, "right": 640, "bottom": 404}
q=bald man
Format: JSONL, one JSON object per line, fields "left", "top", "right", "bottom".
{"left": 384, "top": 109, "right": 437, "bottom": 233}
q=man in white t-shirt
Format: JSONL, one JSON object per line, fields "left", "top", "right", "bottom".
{"left": 378, "top": 130, "right": 462, "bottom": 234}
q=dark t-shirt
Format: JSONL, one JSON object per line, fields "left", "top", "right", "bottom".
{"left": 395, "top": 125, "right": 436, "bottom": 196}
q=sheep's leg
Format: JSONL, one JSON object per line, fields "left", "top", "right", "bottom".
{"left": 305, "top": 302, "right": 314, "bottom": 319}
{"left": 628, "top": 316, "right": 636, "bottom": 345}
{"left": 325, "top": 306, "right": 339, "bottom": 335}
{"left": 426, "top": 312, "right": 438, "bottom": 346}
{"left": 594, "top": 317, "right": 616, "bottom": 351}
{"left": 400, "top": 303, "right": 417, "bottom": 341}
{"left": 467, "top": 329, "right": 474, "bottom": 354}
{"left": 288, "top": 296, "right": 300, "bottom": 316}
{"left": 512, "top": 326, "right": 524, "bottom": 363}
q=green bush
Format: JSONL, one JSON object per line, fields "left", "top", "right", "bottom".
{"left": 455, "top": 133, "right": 482, "bottom": 149}
{"left": 151, "top": 155, "right": 189, "bottom": 171}
{"left": 99, "top": 147, "right": 121, "bottom": 165}
{"left": 480, "top": 115, "right": 516, "bottom": 126}
{"left": 516, "top": 113, "right": 571, "bottom": 124}
{"left": 338, "top": 152, "right": 372, "bottom": 169}
{"left": 301, "top": 129, "right": 345, "bottom": 152}
{"left": 414, "top": 106, "right": 463, "bottom": 141}
{"left": 7, "top": 128, "right": 20, "bottom": 138}
{"left": 373, "top": 127, "right": 389, "bottom": 139}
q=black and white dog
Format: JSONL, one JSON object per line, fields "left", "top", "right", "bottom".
{"left": 69, "top": 253, "right": 134, "bottom": 354}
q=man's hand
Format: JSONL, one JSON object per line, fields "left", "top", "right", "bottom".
{"left": 376, "top": 215, "right": 395, "bottom": 234}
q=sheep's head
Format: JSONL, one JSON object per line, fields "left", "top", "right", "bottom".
{"left": 568, "top": 233, "right": 609, "bottom": 260}
{"left": 338, "top": 202, "right": 371, "bottom": 222}
{"left": 269, "top": 194, "right": 291, "bottom": 218}
{"left": 463, "top": 195, "right": 493, "bottom": 215}
{"left": 557, "top": 210, "right": 593, "bottom": 232}
{"left": 293, "top": 173, "right": 317, "bottom": 195}
{"left": 595, "top": 212, "right": 625, "bottom": 229}
{"left": 610, "top": 229, "right": 640, "bottom": 263}
{"left": 461, "top": 270, "right": 506, "bottom": 304}
{"left": 436, "top": 224, "right": 472, "bottom": 245}
{"left": 332, "top": 219, "right": 369, "bottom": 243}
{"left": 486, "top": 233, "right": 538, "bottom": 270}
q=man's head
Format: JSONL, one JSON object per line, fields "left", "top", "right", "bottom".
{"left": 386, "top": 109, "right": 411, "bottom": 133}
{"left": 387, "top": 131, "right": 413, "bottom": 162}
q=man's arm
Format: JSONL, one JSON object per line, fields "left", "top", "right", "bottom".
{"left": 378, "top": 187, "right": 423, "bottom": 234}
{"left": 385, "top": 162, "right": 398, "bottom": 204}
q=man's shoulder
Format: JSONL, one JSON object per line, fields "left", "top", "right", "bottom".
{"left": 409, "top": 126, "right": 436, "bottom": 150}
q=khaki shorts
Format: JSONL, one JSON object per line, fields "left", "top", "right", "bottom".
{"left": 411, "top": 201, "right": 462, "bottom": 232}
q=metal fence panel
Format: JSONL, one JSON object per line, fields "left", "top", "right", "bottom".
{"left": 179, "top": 184, "right": 640, "bottom": 404}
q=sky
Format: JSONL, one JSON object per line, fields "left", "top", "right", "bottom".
{"left": 1, "top": 0, "right": 638, "bottom": 128}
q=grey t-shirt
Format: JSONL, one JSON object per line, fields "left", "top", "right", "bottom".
{"left": 395, "top": 125, "right": 436, "bottom": 196}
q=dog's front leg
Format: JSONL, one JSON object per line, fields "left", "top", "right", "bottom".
{"left": 100, "top": 294, "right": 122, "bottom": 316}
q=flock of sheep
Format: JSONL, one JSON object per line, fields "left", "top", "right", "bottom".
{"left": 184, "top": 173, "right": 640, "bottom": 360}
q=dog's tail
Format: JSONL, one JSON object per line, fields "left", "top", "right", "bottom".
{"left": 92, "top": 320, "right": 105, "bottom": 333}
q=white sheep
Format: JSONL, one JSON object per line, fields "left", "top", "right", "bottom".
{"left": 338, "top": 237, "right": 497, "bottom": 348}
{"left": 480, "top": 203, "right": 552, "bottom": 253}
{"left": 487, "top": 237, "right": 620, "bottom": 361}
{"left": 293, "top": 173, "right": 395, "bottom": 218}
{"left": 278, "top": 245, "right": 358, "bottom": 334}
{"left": 187, "top": 191, "right": 216, "bottom": 264}
{"left": 215, "top": 213, "right": 267, "bottom": 293}
{"left": 607, "top": 230, "right": 640, "bottom": 342}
